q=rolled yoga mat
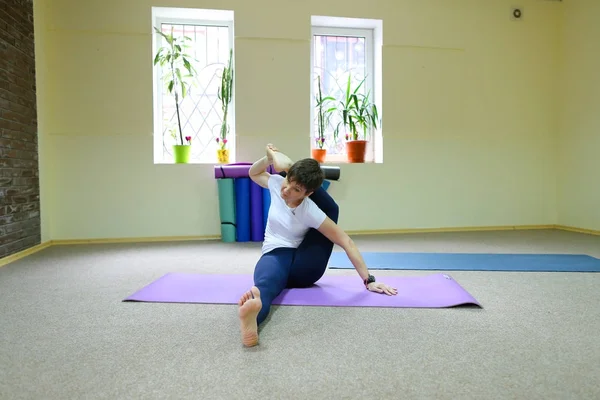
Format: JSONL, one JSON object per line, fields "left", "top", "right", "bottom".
{"left": 234, "top": 178, "right": 251, "bottom": 242}
{"left": 214, "top": 163, "right": 275, "bottom": 179}
{"left": 327, "top": 252, "right": 600, "bottom": 272}
{"left": 277, "top": 167, "right": 340, "bottom": 181}
{"left": 214, "top": 163, "right": 338, "bottom": 180}
{"left": 320, "top": 166, "right": 340, "bottom": 181}
{"left": 250, "top": 181, "right": 264, "bottom": 242}
{"left": 216, "top": 178, "right": 236, "bottom": 242}
{"left": 123, "top": 273, "right": 481, "bottom": 308}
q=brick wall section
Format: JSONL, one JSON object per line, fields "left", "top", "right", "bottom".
{"left": 0, "top": 0, "right": 41, "bottom": 258}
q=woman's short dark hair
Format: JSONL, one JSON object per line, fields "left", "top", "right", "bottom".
{"left": 286, "top": 158, "right": 324, "bottom": 193}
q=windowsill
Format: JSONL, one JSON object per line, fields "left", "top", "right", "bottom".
{"left": 320, "top": 160, "right": 382, "bottom": 164}
{"left": 315, "top": 154, "right": 381, "bottom": 164}
{"left": 154, "top": 161, "right": 221, "bottom": 165}
{"left": 153, "top": 158, "right": 237, "bottom": 165}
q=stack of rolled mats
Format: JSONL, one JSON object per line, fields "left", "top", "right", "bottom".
{"left": 214, "top": 163, "right": 340, "bottom": 242}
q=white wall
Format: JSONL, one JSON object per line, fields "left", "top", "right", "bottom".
{"left": 557, "top": 0, "right": 600, "bottom": 232}
{"left": 35, "top": 0, "right": 563, "bottom": 241}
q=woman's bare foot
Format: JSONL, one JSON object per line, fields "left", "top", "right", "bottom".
{"left": 238, "top": 286, "right": 262, "bottom": 347}
{"left": 266, "top": 144, "right": 293, "bottom": 173}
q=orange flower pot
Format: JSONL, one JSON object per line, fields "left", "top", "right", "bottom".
{"left": 311, "top": 148, "right": 327, "bottom": 163}
{"left": 345, "top": 140, "right": 367, "bottom": 163}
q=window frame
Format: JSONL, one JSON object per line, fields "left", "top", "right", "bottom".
{"left": 310, "top": 25, "right": 377, "bottom": 163}
{"left": 152, "top": 15, "right": 235, "bottom": 164}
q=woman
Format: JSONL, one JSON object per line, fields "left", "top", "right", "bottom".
{"left": 238, "top": 144, "right": 397, "bottom": 346}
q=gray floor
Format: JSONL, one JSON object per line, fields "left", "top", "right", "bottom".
{"left": 1, "top": 229, "right": 599, "bottom": 399}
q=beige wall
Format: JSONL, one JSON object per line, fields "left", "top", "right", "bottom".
{"left": 35, "top": 0, "right": 567, "bottom": 241}
{"left": 557, "top": 0, "right": 600, "bottom": 232}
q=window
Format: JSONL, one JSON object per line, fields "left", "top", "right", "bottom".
{"left": 152, "top": 7, "right": 235, "bottom": 164}
{"left": 311, "top": 16, "right": 383, "bottom": 163}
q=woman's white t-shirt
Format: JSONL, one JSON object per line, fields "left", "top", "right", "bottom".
{"left": 262, "top": 174, "right": 327, "bottom": 254}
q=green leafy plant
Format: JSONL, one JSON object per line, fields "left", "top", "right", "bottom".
{"left": 153, "top": 26, "right": 198, "bottom": 146}
{"left": 216, "top": 49, "right": 234, "bottom": 150}
{"left": 315, "top": 75, "right": 336, "bottom": 149}
{"left": 333, "top": 74, "right": 379, "bottom": 142}
{"left": 350, "top": 87, "right": 379, "bottom": 141}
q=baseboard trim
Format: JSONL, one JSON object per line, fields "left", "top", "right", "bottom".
{"left": 50, "top": 235, "right": 221, "bottom": 245}
{"left": 554, "top": 225, "right": 600, "bottom": 236}
{"left": 0, "top": 241, "right": 53, "bottom": 268}
{"left": 1, "top": 225, "right": 598, "bottom": 268}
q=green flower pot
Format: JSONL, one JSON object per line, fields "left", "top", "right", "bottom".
{"left": 173, "top": 145, "right": 191, "bottom": 163}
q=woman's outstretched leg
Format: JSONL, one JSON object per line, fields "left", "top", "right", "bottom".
{"left": 238, "top": 248, "right": 294, "bottom": 346}
{"left": 287, "top": 186, "right": 340, "bottom": 287}
{"left": 253, "top": 248, "right": 295, "bottom": 324}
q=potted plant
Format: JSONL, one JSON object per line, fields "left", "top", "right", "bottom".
{"left": 333, "top": 74, "right": 379, "bottom": 163}
{"left": 153, "top": 26, "right": 197, "bottom": 163}
{"left": 312, "top": 75, "right": 335, "bottom": 163}
{"left": 216, "top": 48, "right": 234, "bottom": 164}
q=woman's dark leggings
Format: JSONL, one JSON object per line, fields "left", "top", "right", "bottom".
{"left": 253, "top": 184, "right": 339, "bottom": 325}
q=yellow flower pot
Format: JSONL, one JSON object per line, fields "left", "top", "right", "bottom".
{"left": 217, "top": 149, "right": 229, "bottom": 164}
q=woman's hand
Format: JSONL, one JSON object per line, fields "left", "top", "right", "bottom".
{"left": 367, "top": 282, "right": 398, "bottom": 296}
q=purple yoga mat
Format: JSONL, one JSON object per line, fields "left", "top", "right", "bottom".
{"left": 214, "top": 163, "right": 275, "bottom": 179}
{"left": 250, "top": 181, "right": 264, "bottom": 242}
{"left": 123, "top": 273, "right": 481, "bottom": 308}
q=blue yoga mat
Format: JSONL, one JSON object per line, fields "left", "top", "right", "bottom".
{"left": 234, "top": 178, "right": 251, "bottom": 242}
{"left": 327, "top": 252, "right": 600, "bottom": 272}
{"left": 250, "top": 181, "right": 263, "bottom": 242}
